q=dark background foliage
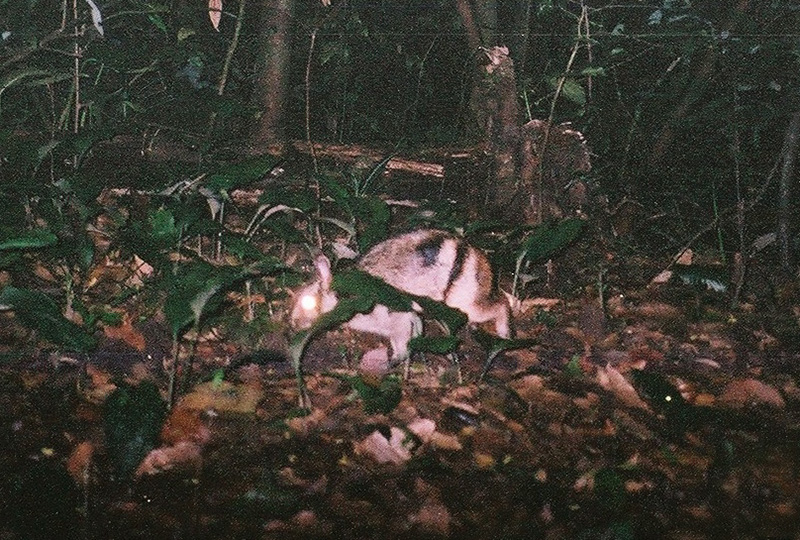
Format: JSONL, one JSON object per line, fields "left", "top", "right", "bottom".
{"left": 2, "top": 0, "right": 799, "bottom": 259}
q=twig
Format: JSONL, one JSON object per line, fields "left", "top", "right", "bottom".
{"left": 208, "top": 0, "right": 246, "bottom": 137}
{"left": 405, "top": 36, "right": 437, "bottom": 136}
{"left": 662, "top": 150, "right": 783, "bottom": 274}
{"left": 305, "top": 27, "right": 319, "bottom": 175}
{"left": 217, "top": 0, "right": 246, "bottom": 97}
{"left": 537, "top": 5, "right": 587, "bottom": 221}
{"left": 304, "top": 27, "right": 322, "bottom": 249}
{"left": 72, "top": 0, "right": 81, "bottom": 135}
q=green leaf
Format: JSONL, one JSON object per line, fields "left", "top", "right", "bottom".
{"left": 413, "top": 296, "right": 467, "bottom": 333}
{"left": 474, "top": 331, "right": 537, "bottom": 355}
{"left": 0, "top": 286, "right": 96, "bottom": 352}
{"left": 594, "top": 468, "right": 626, "bottom": 513}
{"left": 409, "top": 335, "right": 460, "bottom": 355}
{"left": 564, "top": 355, "right": 583, "bottom": 378}
{"left": 332, "top": 270, "right": 416, "bottom": 312}
{"left": 581, "top": 67, "right": 606, "bottom": 77}
{"left": 340, "top": 374, "right": 402, "bottom": 414}
{"left": 0, "top": 229, "right": 57, "bottom": 251}
{"left": 104, "top": 381, "right": 167, "bottom": 479}
{"left": 150, "top": 207, "right": 181, "bottom": 244}
{"left": 163, "top": 262, "right": 243, "bottom": 338}
{"left": 353, "top": 196, "right": 390, "bottom": 251}
{"left": 205, "top": 156, "right": 282, "bottom": 193}
{"left": 517, "top": 219, "right": 584, "bottom": 265}
{"left": 559, "top": 78, "right": 586, "bottom": 106}
{"left": 474, "top": 330, "right": 538, "bottom": 380}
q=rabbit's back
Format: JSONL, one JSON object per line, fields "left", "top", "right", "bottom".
{"left": 358, "top": 229, "right": 510, "bottom": 337}
{"left": 358, "top": 229, "right": 460, "bottom": 300}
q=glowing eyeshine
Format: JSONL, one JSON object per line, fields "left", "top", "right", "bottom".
{"left": 300, "top": 294, "right": 318, "bottom": 312}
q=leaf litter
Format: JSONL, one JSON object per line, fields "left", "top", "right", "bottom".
{"left": 3, "top": 248, "right": 800, "bottom": 539}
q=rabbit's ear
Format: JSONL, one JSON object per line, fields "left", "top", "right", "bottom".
{"left": 314, "top": 255, "right": 333, "bottom": 289}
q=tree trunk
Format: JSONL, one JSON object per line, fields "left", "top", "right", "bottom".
{"left": 778, "top": 111, "right": 800, "bottom": 271}
{"left": 648, "top": 0, "right": 750, "bottom": 168}
{"left": 249, "top": 0, "right": 294, "bottom": 150}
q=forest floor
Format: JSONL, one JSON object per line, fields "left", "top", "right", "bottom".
{"left": 3, "top": 195, "right": 800, "bottom": 539}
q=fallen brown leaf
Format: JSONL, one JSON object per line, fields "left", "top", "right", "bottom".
{"left": 179, "top": 380, "right": 264, "bottom": 414}
{"left": 354, "top": 427, "right": 413, "bottom": 465}
{"left": 135, "top": 441, "right": 203, "bottom": 477}
{"left": 102, "top": 312, "right": 146, "bottom": 352}
{"left": 67, "top": 441, "right": 94, "bottom": 486}
{"left": 719, "top": 379, "right": 786, "bottom": 409}
{"left": 410, "top": 497, "right": 451, "bottom": 537}
{"left": 596, "top": 364, "right": 650, "bottom": 410}
{"left": 161, "top": 406, "right": 211, "bottom": 446}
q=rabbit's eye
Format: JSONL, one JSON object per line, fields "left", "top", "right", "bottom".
{"left": 300, "top": 293, "right": 318, "bottom": 312}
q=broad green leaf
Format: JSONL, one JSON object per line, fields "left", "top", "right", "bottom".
{"left": 560, "top": 78, "right": 586, "bottom": 106}
{"left": 332, "top": 270, "right": 415, "bottom": 312}
{"left": 353, "top": 195, "right": 390, "bottom": 251}
{"left": 409, "top": 335, "right": 460, "bottom": 355}
{"left": 0, "top": 286, "right": 96, "bottom": 352}
{"left": 0, "top": 229, "right": 57, "bottom": 251}
{"left": 104, "top": 381, "right": 166, "bottom": 479}
{"left": 150, "top": 208, "right": 180, "bottom": 243}
{"left": 205, "top": 156, "right": 282, "bottom": 193}
{"left": 413, "top": 295, "right": 467, "bottom": 333}
{"left": 517, "top": 219, "right": 584, "bottom": 265}
{"left": 339, "top": 374, "right": 402, "bottom": 414}
{"left": 163, "top": 262, "right": 242, "bottom": 338}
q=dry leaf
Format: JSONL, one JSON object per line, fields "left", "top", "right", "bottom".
{"left": 511, "top": 296, "right": 560, "bottom": 316}
{"left": 208, "top": 0, "right": 221, "bottom": 30}
{"left": 596, "top": 364, "right": 650, "bottom": 410}
{"left": 179, "top": 380, "right": 264, "bottom": 414}
{"left": 429, "top": 432, "right": 462, "bottom": 451}
{"left": 161, "top": 406, "right": 211, "bottom": 446}
{"left": 719, "top": 379, "right": 786, "bottom": 409}
{"left": 407, "top": 418, "right": 463, "bottom": 451}
{"left": 410, "top": 497, "right": 451, "bottom": 537}
{"left": 135, "top": 441, "right": 203, "bottom": 477}
{"left": 67, "top": 441, "right": 94, "bottom": 486}
{"left": 285, "top": 407, "right": 326, "bottom": 437}
{"left": 473, "top": 451, "right": 495, "bottom": 469}
{"left": 102, "top": 312, "right": 146, "bottom": 351}
{"left": 80, "top": 364, "right": 117, "bottom": 404}
{"left": 359, "top": 347, "right": 391, "bottom": 378}
{"left": 651, "top": 270, "right": 673, "bottom": 285}
{"left": 354, "top": 427, "right": 412, "bottom": 465}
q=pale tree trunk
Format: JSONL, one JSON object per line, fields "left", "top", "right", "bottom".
{"left": 250, "top": 0, "right": 294, "bottom": 150}
{"left": 778, "top": 111, "right": 800, "bottom": 271}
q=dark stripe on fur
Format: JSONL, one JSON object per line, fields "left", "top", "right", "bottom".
{"left": 444, "top": 240, "right": 467, "bottom": 297}
{"left": 416, "top": 233, "right": 446, "bottom": 267}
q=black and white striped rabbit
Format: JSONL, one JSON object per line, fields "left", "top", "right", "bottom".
{"left": 291, "top": 229, "right": 511, "bottom": 363}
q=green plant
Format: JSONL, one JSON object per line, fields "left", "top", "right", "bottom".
{"left": 512, "top": 219, "right": 585, "bottom": 297}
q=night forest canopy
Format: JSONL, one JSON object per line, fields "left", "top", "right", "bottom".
{"left": 4, "top": 1, "right": 800, "bottom": 538}
{"left": 2, "top": 1, "right": 799, "bottom": 228}
{"left": 2, "top": 1, "right": 799, "bottom": 239}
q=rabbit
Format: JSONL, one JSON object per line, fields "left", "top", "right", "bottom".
{"left": 290, "top": 229, "right": 511, "bottom": 363}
